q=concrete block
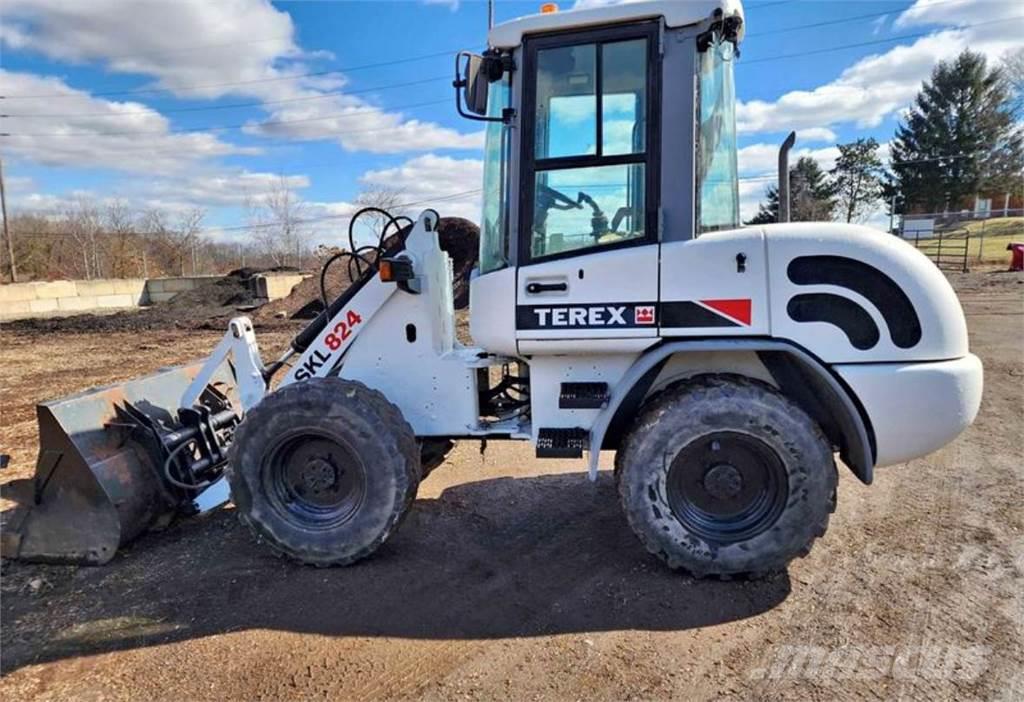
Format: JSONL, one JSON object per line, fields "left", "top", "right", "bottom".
{"left": 33, "top": 281, "right": 78, "bottom": 299}
{"left": 146, "top": 279, "right": 166, "bottom": 294}
{"left": 147, "top": 292, "right": 176, "bottom": 303}
{"left": 259, "top": 273, "right": 308, "bottom": 300}
{"left": 75, "top": 280, "right": 118, "bottom": 297}
{"left": 29, "top": 298, "right": 60, "bottom": 314}
{"left": 0, "top": 300, "right": 33, "bottom": 318}
{"left": 113, "top": 279, "right": 147, "bottom": 297}
{"left": 96, "top": 293, "right": 135, "bottom": 309}
{"left": 0, "top": 283, "right": 39, "bottom": 303}
{"left": 161, "top": 278, "right": 193, "bottom": 293}
{"left": 57, "top": 296, "right": 99, "bottom": 312}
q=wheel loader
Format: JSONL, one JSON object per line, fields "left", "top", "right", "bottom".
{"left": 1, "top": 0, "right": 983, "bottom": 578}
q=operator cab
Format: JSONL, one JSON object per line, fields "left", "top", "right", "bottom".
{"left": 456, "top": 0, "right": 745, "bottom": 355}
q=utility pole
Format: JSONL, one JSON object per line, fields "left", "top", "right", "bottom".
{"left": 488, "top": 0, "right": 494, "bottom": 28}
{"left": 0, "top": 156, "right": 16, "bottom": 282}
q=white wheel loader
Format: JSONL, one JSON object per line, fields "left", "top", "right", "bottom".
{"left": 2, "top": 0, "right": 984, "bottom": 578}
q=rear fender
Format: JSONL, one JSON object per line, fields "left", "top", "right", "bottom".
{"left": 590, "top": 339, "right": 876, "bottom": 484}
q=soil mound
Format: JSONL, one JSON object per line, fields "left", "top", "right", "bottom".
{"left": 1, "top": 269, "right": 269, "bottom": 335}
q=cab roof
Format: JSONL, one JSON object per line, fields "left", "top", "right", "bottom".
{"left": 488, "top": 0, "right": 745, "bottom": 48}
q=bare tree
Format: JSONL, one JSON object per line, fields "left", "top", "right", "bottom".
{"left": 103, "top": 200, "right": 139, "bottom": 278}
{"left": 351, "top": 186, "right": 408, "bottom": 247}
{"left": 143, "top": 207, "right": 206, "bottom": 276}
{"left": 1000, "top": 48, "right": 1024, "bottom": 118}
{"left": 63, "top": 198, "right": 103, "bottom": 279}
{"left": 247, "top": 176, "right": 310, "bottom": 268}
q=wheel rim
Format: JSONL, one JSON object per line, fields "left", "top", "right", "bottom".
{"left": 665, "top": 431, "right": 788, "bottom": 544}
{"left": 261, "top": 430, "right": 366, "bottom": 530}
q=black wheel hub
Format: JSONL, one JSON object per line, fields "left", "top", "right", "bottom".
{"left": 263, "top": 432, "right": 366, "bottom": 529}
{"left": 666, "top": 432, "right": 788, "bottom": 544}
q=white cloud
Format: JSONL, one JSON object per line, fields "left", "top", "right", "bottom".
{"left": 871, "top": 15, "right": 889, "bottom": 36}
{"left": 796, "top": 127, "right": 837, "bottom": 144}
{"left": 422, "top": 0, "right": 461, "bottom": 11}
{"left": 736, "top": 0, "right": 1024, "bottom": 135}
{"left": 739, "top": 177, "right": 770, "bottom": 223}
{"left": 0, "top": 0, "right": 481, "bottom": 155}
{"left": 0, "top": 70, "right": 255, "bottom": 173}
{"left": 245, "top": 104, "right": 484, "bottom": 154}
{"left": 8, "top": 168, "right": 310, "bottom": 219}
{"left": 737, "top": 143, "right": 840, "bottom": 176}
{"left": 358, "top": 153, "right": 483, "bottom": 222}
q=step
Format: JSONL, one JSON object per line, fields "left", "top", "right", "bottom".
{"left": 536, "top": 427, "right": 589, "bottom": 459}
{"left": 558, "top": 382, "right": 610, "bottom": 409}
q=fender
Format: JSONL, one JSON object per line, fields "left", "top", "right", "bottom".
{"left": 588, "top": 338, "right": 876, "bottom": 484}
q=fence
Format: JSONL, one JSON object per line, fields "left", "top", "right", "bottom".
{"left": 897, "top": 208, "right": 1024, "bottom": 270}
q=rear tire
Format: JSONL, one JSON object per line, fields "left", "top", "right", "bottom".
{"left": 617, "top": 375, "right": 837, "bottom": 578}
{"left": 227, "top": 377, "right": 420, "bottom": 566}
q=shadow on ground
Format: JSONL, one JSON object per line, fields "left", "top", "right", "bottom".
{"left": 1, "top": 472, "right": 790, "bottom": 672}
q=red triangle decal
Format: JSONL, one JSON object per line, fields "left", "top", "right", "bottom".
{"left": 700, "top": 298, "right": 752, "bottom": 326}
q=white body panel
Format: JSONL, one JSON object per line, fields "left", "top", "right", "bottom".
{"left": 516, "top": 244, "right": 660, "bottom": 349}
{"left": 489, "top": 0, "right": 745, "bottom": 48}
{"left": 660, "top": 230, "right": 770, "bottom": 335}
{"left": 281, "top": 277, "right": 397, "bottom": 385}
{"left": 341, "top": 214, "right": 480, "bottom": 436}
{"left": 836, "top": 354, "right": 983, "bottom": 466}
{"left": 762, "top": 222, "right": 969, "bottom": 363}
{"left": 527, "top": 354, "right": 639, "bottom": 435}
{"left": 469, "top": 267, "right": 518, "bottom": 356}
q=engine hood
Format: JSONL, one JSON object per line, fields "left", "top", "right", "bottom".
{"left": 761, "top": 222, "right": 969, "bottom": 364}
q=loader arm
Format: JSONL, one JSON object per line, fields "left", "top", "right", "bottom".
{"left": 1, "top": 212, "right": 439, "bottom": 565}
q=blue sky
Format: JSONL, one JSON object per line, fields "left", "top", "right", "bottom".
{"left": 1, "top": 0, "right": 1021, "bottom": 242}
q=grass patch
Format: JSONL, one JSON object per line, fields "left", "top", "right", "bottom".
{"left": 910, "top": 217, "right": 1024, "bottom": 263}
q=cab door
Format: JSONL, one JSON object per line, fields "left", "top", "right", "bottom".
{"left": 515, "top": 22, "right": 661, "bottom": 353}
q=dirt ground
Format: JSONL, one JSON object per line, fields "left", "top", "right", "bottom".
{"left": 0, "top": 269, "right": 1021, "bottom": 700}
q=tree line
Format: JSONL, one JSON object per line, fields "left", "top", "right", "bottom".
{"left": 1, "top": 179, "right": 406, "bottom": 283}
{"left": 747, "top": 49, "right": 1023, "bottom": 227}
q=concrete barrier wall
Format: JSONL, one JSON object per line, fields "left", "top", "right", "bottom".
{"left": 0, "top": 278, "right": 147, "bottom": 320}
{"left": 254, "top": 273, "right": 306, "bottom": 301}
{"left": 143, "top": 275, "right": 222, "bottom": 304}
{"left": 0, "top": 272, "right": 309, "bottom": 321}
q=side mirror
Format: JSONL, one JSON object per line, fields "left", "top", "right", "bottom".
{"left": 454, "top": 51, "right": 507, "bottom": 122}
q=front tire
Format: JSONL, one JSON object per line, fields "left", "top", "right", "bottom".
{"left": 617, "top": 375, "right": 837, "bottom": 578}
{"left": 227, "top": 377, "right": 420, "bottom": 566}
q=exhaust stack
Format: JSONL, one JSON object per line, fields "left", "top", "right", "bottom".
{"left": 778, "top": 131, "right": 796, "bottom": 223}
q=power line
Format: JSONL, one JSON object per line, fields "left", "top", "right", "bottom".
{"left": 1, "top": 98, "right": 453, "bottom": 137}
{"left": 4, "top": 75, "right": 452, "bottom": 118}
{"left": 1, "top": 48, "right": 467, "bottom": 100}
{"left": 742, "top": 15, "right": 1022, "bottom": 65}
{"left": 745, "top": 0, "right": 967, "bottom": 38}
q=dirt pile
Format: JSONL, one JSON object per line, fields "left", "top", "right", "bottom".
{"left": 0, "top": 269, "right": 272, "bottom": 334}
{"left": 257, "top": 262, "right": 364, "bottom": 321}
{"left": 257, "top": 217, "right": 480, "bottom": 321}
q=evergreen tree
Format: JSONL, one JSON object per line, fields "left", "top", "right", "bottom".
{"left": 830, "top": 137, "right": 884, "bottom": 223}
{"left": 745, "top": 156, "right": 835, "bottom": 224}
{"left": 887, "top": 50, "right": 1023, "bottom": 214}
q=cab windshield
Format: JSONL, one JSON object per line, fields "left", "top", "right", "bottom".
{"left": 479, "top": 77, "right": 511, "bottom": 274}
{"left": 696, "top": 34, "right": 740, "bottom": 233}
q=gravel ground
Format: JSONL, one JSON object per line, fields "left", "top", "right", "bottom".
{"left": 0, "top": 269, "right": 1021, "bottom": 701}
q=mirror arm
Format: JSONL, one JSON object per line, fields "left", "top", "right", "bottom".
{"left": 453, "top": 51, "right": 514, "bottom": 124}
